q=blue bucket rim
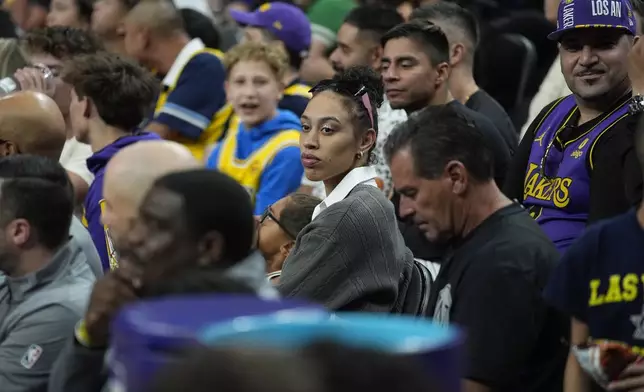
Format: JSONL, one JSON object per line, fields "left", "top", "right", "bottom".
{"left": 199, "top": 311, "right": 465, "bottom": 354}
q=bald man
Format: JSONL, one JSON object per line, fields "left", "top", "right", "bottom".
{"left": 99, "top": 140, "right": 199, "bottom": 268}
{"left": 0, "top": 91, "right": 65, "bottom": 158}
{"left": 123, "top": 0, "right": 227, "bottom": 160}
{"left": 0, "top": 91, "right": 91, "bottom": 202}
{"left": 0, "top": 92, "right": 102, "bottom": 277}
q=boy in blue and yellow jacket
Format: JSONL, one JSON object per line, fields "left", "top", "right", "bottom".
{"left": 205, "top": 41, "right": 303, "bottom": 215}
{"left": 63, "top": 52, "right": 161, "bottom": 270}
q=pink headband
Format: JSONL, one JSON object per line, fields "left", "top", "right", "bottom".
{"left": 355, "top": 86, "right": 374, "bottom": 129}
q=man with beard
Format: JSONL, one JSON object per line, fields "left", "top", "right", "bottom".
{"left": 385, "top": 105, "right": 566, "bottom": 392}
{"left": 504, "top": 0, "right": 642, "bottom": 253}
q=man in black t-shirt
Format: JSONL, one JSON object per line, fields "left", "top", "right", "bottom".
{"left": 385, "top": 105, "right": 566, "bottom": 392}
{"left": 409, "top": 2, "right": 518, "bottom": 150}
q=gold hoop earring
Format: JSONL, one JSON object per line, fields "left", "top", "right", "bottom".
{"left": 356, "top": 151, "right": 364, "bottom": 160}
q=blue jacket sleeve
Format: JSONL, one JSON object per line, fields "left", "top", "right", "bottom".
{"left": 254, "top": 146, "right": 303, "bottom": 215}
{"left": 543, "top": 227, "right": 598, "bottom": 322}
{"left": 154, "top": 54, "right": 226, "bottom": 140}
{"left": 204, "top": 143, "right": 222, "bottom": 169}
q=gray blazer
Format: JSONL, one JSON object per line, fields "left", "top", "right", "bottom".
{"left": 277, "top": 184, "right": 414, "bottom": 312}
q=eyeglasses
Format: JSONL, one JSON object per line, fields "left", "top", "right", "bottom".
{"left": 259, "top": 206, "right": 296, "bottom": 239}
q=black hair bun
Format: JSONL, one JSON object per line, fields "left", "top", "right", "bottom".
{"left": 335, "top": 65, "right": 385, "bottom": 109}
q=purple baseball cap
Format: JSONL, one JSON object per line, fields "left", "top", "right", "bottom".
{"left": 230, "top": 2, "right": 312, "bottom": 56}
{"left": 548, "top": 0, "right": 636, "bottom": 41}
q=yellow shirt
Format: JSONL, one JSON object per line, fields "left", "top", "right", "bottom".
{"left": 215, "top": 115, "right": 301, "bottom": 206}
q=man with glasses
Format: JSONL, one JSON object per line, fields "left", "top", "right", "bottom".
{"left": 504, "top": 0, "right": 642, "bottom": 253}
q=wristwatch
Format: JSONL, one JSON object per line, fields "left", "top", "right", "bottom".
{"left": 629, "top": 94, "right": 644, "bottom": 114}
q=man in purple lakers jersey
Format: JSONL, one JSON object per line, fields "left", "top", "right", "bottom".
{"left": 504, "top": 0, "right": 643, "bottom": 253}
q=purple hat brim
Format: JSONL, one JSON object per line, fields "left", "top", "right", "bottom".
{"left": 548, "top": 24, "right": 635, "bottom": 41}
{"left": 229, "top": 9, "right": 262, "bottom": 27}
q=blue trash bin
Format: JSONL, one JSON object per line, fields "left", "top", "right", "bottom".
{"left": 199, "top": 312, "right": 464, "bottom": 392}
{"left": 108, "top": 295, "right": 326, "bottom": 392}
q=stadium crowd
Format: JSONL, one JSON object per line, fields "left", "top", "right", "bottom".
{"left": 0, "top": 0, "right": 642, "bottom": 390}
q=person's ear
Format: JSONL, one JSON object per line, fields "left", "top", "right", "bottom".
{"left": 359, "top": 128, "right": 377, "bottom": 157}
{"left": 450, "top": 43, "right": 466, "bottom": 66}
{"left": 371, "top": 45, "right": 383, "bottom": 70}
{"left": 196, "top": 231, "right": 224, "bottom": 266}
{"left": 6, "top": 218, "right": 30, "bottom": 247}
{"left": 0, "top": 141, "right": 19, "bottom": 156}
{"left": 435, "top": 62, "right": 450, "bottom": 89}
{"left": 445, "top": 160, "right": 467, "bottom": 195}
{"left": 276, "top": 80, "right": 285, "bottom": 101}
{"left": 279, "top": 240, "right": 294, "bottom": 259}
{"left": 82, "top": 97, "right": 92, "bottom": 119}
{"left": 116, "top": 22, "right": 126, "bottom": 37}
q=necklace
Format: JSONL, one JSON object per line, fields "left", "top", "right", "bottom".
{"left": 538, "top": 91, "right": 631, "bottom": 179}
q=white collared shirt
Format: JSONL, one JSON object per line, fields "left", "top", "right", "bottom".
{"left": 162, "top": 38, "right": 205, "bottom": 88}
{"left": 312, "top": 166, "right": 379, "bottom": 220}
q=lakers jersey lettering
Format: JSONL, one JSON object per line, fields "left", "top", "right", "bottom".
{"left": 523, "top": 163, "right": 573, "bottom": 208}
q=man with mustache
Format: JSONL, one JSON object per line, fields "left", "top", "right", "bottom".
{"left": 504, "top": 0, "right": 642, "bottom": 253}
